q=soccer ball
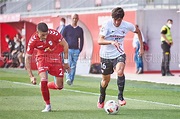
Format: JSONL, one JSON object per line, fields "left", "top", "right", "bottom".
{"left": 104, "top": 100, "right": 120, "bottom": 115}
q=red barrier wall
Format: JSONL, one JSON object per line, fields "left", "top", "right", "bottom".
{"left": 22, "top": 10, "right": 136, "bottom": 73}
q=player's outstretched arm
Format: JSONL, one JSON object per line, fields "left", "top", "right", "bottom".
{"left": 134, "top": 27, "right": 144, "bottom": 56}
{"left": 60, "top": 38, "right": 70, "bottom": 72}
{"left": 25, "top": 54, "right": 36, "bottom": 85}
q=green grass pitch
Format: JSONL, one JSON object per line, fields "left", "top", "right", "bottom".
{"left": 0, "top": 68, "right": 180, "bottom": 119}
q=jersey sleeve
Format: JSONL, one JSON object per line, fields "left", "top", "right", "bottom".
{"left": 57, "top": 33, "right": 64, "bottom": 43}
{"left": 26, "top": 35, "right": 36, "bottom": 55}
{"left": 49, "top": 29, "right": 63, "bottom": 43}
{"left": 99, "top": 22, "right": 108, "bottom": 36}
{"left": 127, "top": 22, "right": 136, "bottom": 32}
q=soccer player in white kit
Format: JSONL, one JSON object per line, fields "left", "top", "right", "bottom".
{"left": 97, "top": 7, "right": 144, "bottom": 108}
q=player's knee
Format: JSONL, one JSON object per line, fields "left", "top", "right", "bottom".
{"left": 101, "top": 80, "right": 109, "bottom": 87}
{"left": 57, "top": 87, "right": 63, "bottom": 90}
{"left": 117, "top": 70, "right": 124, "bottom": 77}
{"left": 56, "top": 85, "right": 63, "bottom": 90}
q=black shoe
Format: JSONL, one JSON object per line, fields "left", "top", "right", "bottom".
{"left": 162, "top": 74, "right": 165, "bottom": 76}
{"left": 166, "top": 73, "right": 174, "bottom": 76}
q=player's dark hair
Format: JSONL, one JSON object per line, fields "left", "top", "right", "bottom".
{"left": 167, "top": 19, "right": 173, "bottom": 23}
{"left": 5, "top": 34, "right": 10, "bottom": 38}
{"left": 37, "top": 22, "right": 48, "bottom": 32}
{"left": 111, "top": 7, "right": 124, "bottom": 20}
{"left": 61, "top": 18, "right": 66, "bottom": 23}
{"left": 135, "top": 24, "right": 139, "bottom": 28}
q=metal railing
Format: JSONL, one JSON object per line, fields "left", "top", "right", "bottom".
{"left": 32, "top": 0, "right": 53, "bottom": 11}
{"left": 20, "top": 4, "right": 138, "bottom": 17}
{"left": 5, "top": 0, "right": 30, "bottom": 13}
{"left": 1, "top": 0, "right": 180, "bottom": 16}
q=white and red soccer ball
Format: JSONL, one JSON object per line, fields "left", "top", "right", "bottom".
{"left": 104, "top": 100, "right": 120, "bottom": 115}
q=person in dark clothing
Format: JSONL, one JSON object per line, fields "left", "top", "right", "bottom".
{"left": 62, "top": 14, "right": 84, "bottom": 85}
{"left": 4, "top": 35, "right": 15, "bottom": 59}
{"left": 56, "top": 17, "right": 66, "bottom": 34}
{"left": 3, "top": 35, "right": 15, "bottom": 68}
{"left": 11, "top": 34, "right": 24, "bottom": 68}
{"left": 160, "top": 19, "right": 174, "bottom": 76}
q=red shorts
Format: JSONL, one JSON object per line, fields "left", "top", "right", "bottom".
{"left": 36, "top": 54, "right": 64, "bottom": 77}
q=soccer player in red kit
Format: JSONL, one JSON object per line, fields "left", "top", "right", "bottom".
{"left": 25, "top": 22, "right": 70, "bottom": 112}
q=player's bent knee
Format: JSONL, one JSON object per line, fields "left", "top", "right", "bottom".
{"left": 117, "top": 70, "right": 124, "bottom": 77}
{"left": 101, "top": 80, "right": 109, "bottom": 87}
{"left": 57, "top": 87, "right": 63, "bottom": 90}
{"left": 56, "top": 85, "right": 63, "bottom": 90}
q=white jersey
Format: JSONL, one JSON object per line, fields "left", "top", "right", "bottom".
{"left": 99, "top": 19, "right": 136, "bottom": 59}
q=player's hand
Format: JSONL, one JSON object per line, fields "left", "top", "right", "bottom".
{"left": 170, "top": 41, "right": 173, "bottom": 46}
{"left": 30, "top": 76, "right": 37, "bottom": 85}
{"left": 111, "top": 41, "right": 123, "bottom": 52}
{"left": 64, "top": 63, "right": 70, "bottom": 73}
{"left": 139, "top": 47, "right": 144, "bottom": 56}
{"left": 166, "top": 40, "right": 172, "bottom": 46}
{"left": 111, "top": 41, "right": 120, "bottom": 47}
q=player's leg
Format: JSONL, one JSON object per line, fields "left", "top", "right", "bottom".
{"left": 39, "top": 71, "right": 51, "bottom": 112}
{"left": 97, "top": 58, "right": 113, "bottom": 108}
{"left": 137, "top": 55, "right": 143, "bottom": 74}
{"left": 114, "top": 54, "right": 126, "bottom": 106}
{"left": 17, "top": 52, "right": 24, "bottom": 68}
{"left": 97, "top": 74, "right": 110, "bottom": 108}
{"left": 69, "top": 49, "right": 80, "bottom": 85}
{"left": 48, "top": 64, "right": 64, "bottom": 89}
{"left": 48, "top": 76, "right": 64, "bottom": 90}
{"left": 134, "top": 49, "right": 138, "bottom": 73}
{"left": 135, "top": 42, "right": 143, "bottom": 74}
{"left": 162, "top": 44, "right": 174, "bottom": 76}
{"left": 161, "top": 43, "right": 166, "bottom": 76}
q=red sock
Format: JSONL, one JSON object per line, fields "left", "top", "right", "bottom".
{"left": 48, "top": 82, "right": 63, "bottom": 90}
{"left": 41, "top": 81, "right": 50, "bottom": 105}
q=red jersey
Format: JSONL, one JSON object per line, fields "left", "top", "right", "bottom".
{"left": 26, "top": 29, "right": 64, "bottom": 77}
{"left": 26, "top": 29, "right": 64, "bottom": 56}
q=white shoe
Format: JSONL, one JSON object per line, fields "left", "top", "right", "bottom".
{"left": 66, "top": 79, "right": 71, "bottom": 85}
{"left": 41, "top": 105, "right": 51, "bottom": 112}
{"left": 137, "top": 68, "right": 143, "bottom": 74}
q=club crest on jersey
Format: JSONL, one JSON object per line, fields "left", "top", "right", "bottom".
{"left": 48, "top": 40, "right": 53, "bottom": 46}
{"left": 100, "top": 27, "right": 105, "bottom": 32}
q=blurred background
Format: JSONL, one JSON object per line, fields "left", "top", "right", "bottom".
{"left": 0, "top": 0, "right": 180, "bottom": 74}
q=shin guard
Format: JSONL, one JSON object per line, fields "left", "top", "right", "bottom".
{"left": 117, "top": 75, "right": 125, "bottom": 101}
{"left": 99, "top": 83, "right": 108, "bottom": 104}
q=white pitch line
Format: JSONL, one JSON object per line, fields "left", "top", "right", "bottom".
{"left": 1, "top": 80, "right": 180, "bottom": 108}
{"left": 64, "top": 89, "right": 180, "bottom": 108}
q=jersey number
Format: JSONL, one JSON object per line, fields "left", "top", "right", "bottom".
{"left": 59, "top": 68, "right": 63, "bottom": 76}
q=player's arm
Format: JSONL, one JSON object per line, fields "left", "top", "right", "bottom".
{"left": 98, "top": 24, "right": 117, "bottom": 45}
{"left": 98, "top": 35, "right": 112, "bottom": 45}
{"left": 59, "top": 38, "right": 70, "bottom": 72}
{"left": 25, "top": 37, "right": 36, "bottom": 85}
{"left": 98, "top": 35, "right": 119, "bottom": 48}
{"left": 25, "top": 54, "right": 36, "bottom": 85}
{"left": 60, "top": 38, "right": 68, "bottom": 60}
{"left": 98, "top": 34, "right": 119, "bottom": 46}
{"left": 134, "top": 26, "right": 144, "bottom": 56}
